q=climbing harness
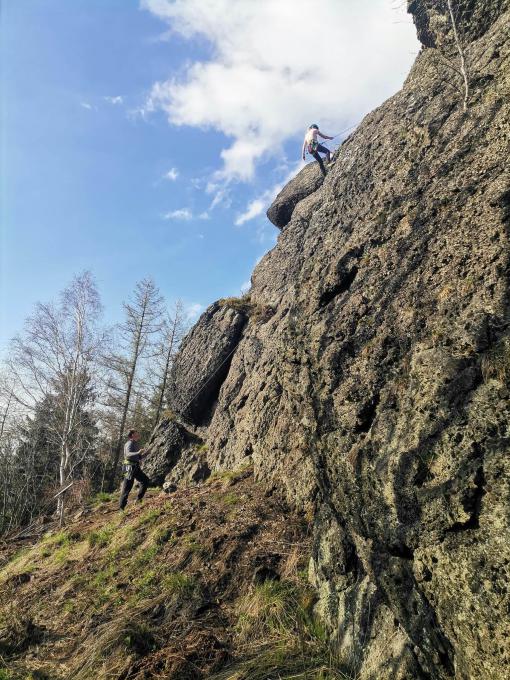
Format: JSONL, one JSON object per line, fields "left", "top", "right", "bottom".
{"left": 122, "top": 461, "right": 136, "bottom": 480}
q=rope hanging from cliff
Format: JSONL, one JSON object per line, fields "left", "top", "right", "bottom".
{"left": 179, "top": 342, "right": 241, "bottom": 419}
{"left": 330, "top": 122, "right": 359, "bottom": 139}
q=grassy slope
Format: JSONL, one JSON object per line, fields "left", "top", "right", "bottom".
{"left": 0, "top": 469, "right": 353, "bottom": 680}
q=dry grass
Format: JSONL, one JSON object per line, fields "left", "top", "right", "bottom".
{"left": 212, "top": 580, "right": 352, "bottom": 680}
{"left": 481, "top": 336, "right": 510, "bottom": 383}
{"left": 218, "top": 296, "right": 275, "bottom": 324}
{"left": 0, "top": 470, "right": 351, "bottom": 680}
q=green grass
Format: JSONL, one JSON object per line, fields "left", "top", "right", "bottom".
{"left": 36, "top": 530, "right": 81, "bottom": 563}
{"left": 152, "top": 526, "right": 174, "bottom": 545}
{"left": 209, "top": 463, "right": 253, "bottom": 484}
{"left": 136, "top": 507, "right": 163, "bottom": 527}
{"left": 53, "top": 544, "right": 71, "bottom": 564}
{"left": 88, "top": 524, "right": 115, "bottom": 548}
{"left": 222, "top": 492, "right": 241, "bottom": 506}
{"left": 181, "top": 534, "right": 206, "bottom": 555}
{"left": 133, "top": 545, "right": 160, "bottom": 568}
{"left": 92, "top": 491, "right": 114, "bottom": 504}
{"left": 132, "top": 570, "right": 158, "bottom": 599}
{"left": 162, "top": 572, "right": 196, "bottom": 597}
{"left": 42, "top": 530, "right": 69, "bottom": 548}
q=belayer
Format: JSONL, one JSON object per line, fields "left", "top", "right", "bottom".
{"left": 302, "top": 124, "right": 334, "bottom": 175}
{"left": 119, "top": 429, "right": 150, "bottom": 511}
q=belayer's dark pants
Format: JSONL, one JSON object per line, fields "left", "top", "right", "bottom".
{"left": 312, "top": 143, "right": 331, "bottom": 176}
{"left": 119, "top": 466, "right": 149, "bottom": 509}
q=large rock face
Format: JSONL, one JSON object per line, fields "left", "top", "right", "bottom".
{"left": 144, "top": 2, "right": 510, "bottom": 678}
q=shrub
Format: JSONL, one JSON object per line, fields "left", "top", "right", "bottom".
{"left": 218, "top": 296, "right": 275, "bottom": 324}
{"left": 123, "top": 621, "right": 157, "bottom": 655}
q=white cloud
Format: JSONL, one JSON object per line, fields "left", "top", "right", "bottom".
{"left": 235, "top": 198, "right": 265, "bottom": 226}
{"left": 240, "top": 280, "right": 251, "bottom": 294}
{"left": 163, "top": 167, "right": 179, "bottom": 181}
{"left": 80, "top": 102, "right": 94, "bottom": 110}
{"left": 104, "top": 96, "right": 124, "bottom": 105}
{"left": 163, "top": 208, "right": 193, "bottom": 220}
{"left": 141, "top": 0, "right": 418, "bottom": 182}
{"left": 185, "top": 302, "right": 203, "bottom": 320}
{"left": 198, "top": 211, "right": 210, "bottom": 220}
{"left": 208, "top": 186, "right": 232, "bottom": 211}
{"left": 234, "top": 163, "right": 302, "bottom": 226}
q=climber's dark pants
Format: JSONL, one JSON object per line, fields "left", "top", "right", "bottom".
{"left": 119, "top": 466, "right": 149, "bottom": 509}
{"left": 311, "top": 143, "right": 331, "bottom": 176}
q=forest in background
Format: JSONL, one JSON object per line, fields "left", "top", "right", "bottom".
{"left": 0, "top": 272, "right": 189, "bottom": 535}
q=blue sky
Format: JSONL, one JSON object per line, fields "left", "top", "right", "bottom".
{"left": 1, "top": 0, "right": 419, "bottom": 350}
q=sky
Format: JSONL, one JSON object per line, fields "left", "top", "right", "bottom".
{"left": 0, "top": 0, "right": 419, "bottom": 351}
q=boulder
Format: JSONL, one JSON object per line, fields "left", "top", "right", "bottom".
{"left": 266, "top": 162, "right": 324, "bottom": 229}
{"left": 168, "top": 302, "right": 247, "bottom": 425}
{"left": 142, "top": 419, "right": 196, "bottom": 486}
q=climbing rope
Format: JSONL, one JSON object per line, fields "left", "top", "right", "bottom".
{"left": 330, "top": 122, "right": 360, "bottom": 139}
{"left": 174, "top": 341, "right": 241, "bottom": 420}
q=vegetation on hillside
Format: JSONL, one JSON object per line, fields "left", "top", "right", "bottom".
{"left": 0, "top": 468, "right": 354, "bottom": 680}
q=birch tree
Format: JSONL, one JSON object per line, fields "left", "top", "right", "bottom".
{"left": 7, "top": 272, "right": 103, "bottom": 524}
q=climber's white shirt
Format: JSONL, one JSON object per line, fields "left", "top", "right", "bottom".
{"left": 304, "top": 128, "right": 319, "bottom": 145}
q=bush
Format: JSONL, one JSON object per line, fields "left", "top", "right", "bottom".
{"left": 218, "top": 296, "right": 275, "bottom": 324}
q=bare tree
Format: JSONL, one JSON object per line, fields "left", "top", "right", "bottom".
{"left": 429, "top": 0, "right": 470, "bottom": 111}
{"left": 446, "top": 0, "right": 469, "bottom": 111}
{"left": 104, "top": 278, "right": 164, "bottom": 490}
{"left": 7, "top": 272, "right": 103, "bottom": 524}
{"left": 150, "top": 300, "right": 187, "bottom": 428}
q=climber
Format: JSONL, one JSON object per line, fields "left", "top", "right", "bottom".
{"left": 119, "top": 429, "right": 150, "bottom": 511}
{"left": 302, "top": 124, "right": 334, "bottom": 176}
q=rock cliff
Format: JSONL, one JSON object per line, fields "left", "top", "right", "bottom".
{"left": 144, "top": 1, "right": 510, "bottom": 677}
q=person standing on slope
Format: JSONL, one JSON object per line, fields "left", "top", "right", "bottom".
{"left": 119, "top": 429, "right": 150, "bottom": 511}
{"left": 302, "top": 124, "right": 334, "bottom": 175}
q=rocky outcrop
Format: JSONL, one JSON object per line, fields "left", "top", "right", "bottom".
{"left": 167, "top": 302, "right": 247, "bottom": 425}
{"left": 267, "top": 162, "right": 325, "bottom": 229}
{"left": 145, "top": 1, "right": 510, "bottom": 677}
{"left": 409, "top": 0, "right": 509, "bottom": 46}
{"left": 141, "top": 419, "right": 199, "bottom": 487}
